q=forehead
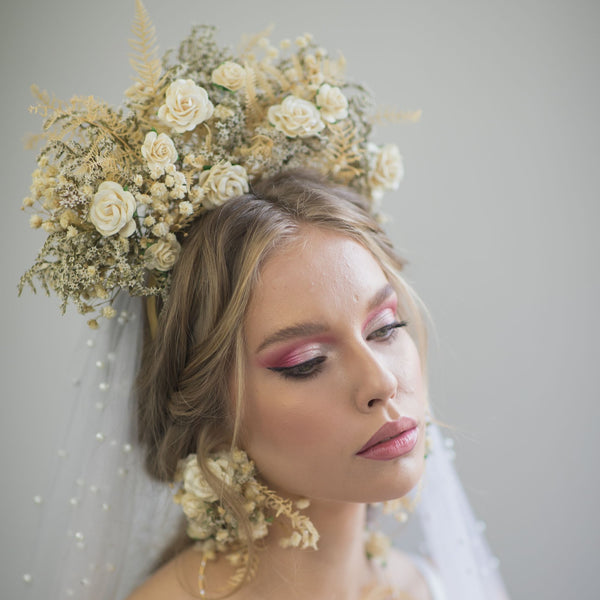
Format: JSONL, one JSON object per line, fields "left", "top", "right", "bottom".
{"left": 244, "top": 227, "right": 390, "bottom": 339}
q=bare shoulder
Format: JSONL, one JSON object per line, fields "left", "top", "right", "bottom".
{"left": 124, "top": 547, "right": 245, "bottom": 600}
{"left": 124, "top": 547, "right": 200, "bottom": 600}
{"left": 384, "top": 548, "right": 435, "bottom": 600}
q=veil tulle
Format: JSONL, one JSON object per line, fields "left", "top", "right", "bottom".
{"left": 21, "top": 295, "right": 507, "bottom": 599}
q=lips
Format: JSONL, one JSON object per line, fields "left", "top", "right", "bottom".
{"left": 356, "top": 417, "right": 418, "bottom": 455}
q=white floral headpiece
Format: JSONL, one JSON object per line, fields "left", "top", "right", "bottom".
{"left": 19, "top": 0, "right": 417, "bottom": 327}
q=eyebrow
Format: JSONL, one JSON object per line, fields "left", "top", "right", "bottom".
{"left": 255, "top": 283, "right": 396, "bottom": 354}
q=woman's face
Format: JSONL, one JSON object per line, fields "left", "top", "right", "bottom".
{"left": 241, "top": 226, "right": 427, "bottom": 504}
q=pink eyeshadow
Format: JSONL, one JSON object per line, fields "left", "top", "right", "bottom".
{"left": 362, "top": 298, "right": 398, "bottom": 334}
{"left": 258, "top": 336, "right": 332, "bottom": 368}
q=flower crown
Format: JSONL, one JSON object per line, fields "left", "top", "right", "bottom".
{"left": 19, "top": 0, "right": 416, "bottom": 328}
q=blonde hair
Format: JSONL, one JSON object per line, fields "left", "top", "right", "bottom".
{"left": 136, "top": 168, "right": 426, "bottom": 573}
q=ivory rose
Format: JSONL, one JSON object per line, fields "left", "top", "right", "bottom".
{"left": 89, "top": 181, "right": 136, "bottom": 237}
{"left": 315, "top": 84, "right": 348, "bottom": 123}
{"left": 368, "top": 143, "right": 404, "bottom": 200}
{"left": 199, "top": 162, "right": 249, "bottom": 208}
{"left": 144, "top": 233, "right": 181, "bottom": 271}
{"left": 158, "top": 79, "right": 214, "bottom": 133}
{"left": 267, "top": 95, "right": 325, "bottom": 138}
{"left": 211, "top": 61, "right": 246, "bottom": 91}
{"left": 141, "top": 132, "right": 177, "bottom": 175}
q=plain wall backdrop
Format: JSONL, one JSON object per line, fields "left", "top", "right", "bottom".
{"left": 1, "top": 1, "right": 598, "bottom": 599}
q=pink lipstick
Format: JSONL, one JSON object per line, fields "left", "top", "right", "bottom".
{"left": 356, "top": 417, "right": 418, "bottom": 461}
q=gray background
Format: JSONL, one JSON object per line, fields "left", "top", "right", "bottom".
{"left": 1, "top": 0, "right": 598, "bottom": 598}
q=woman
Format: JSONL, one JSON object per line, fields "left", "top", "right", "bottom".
{"left": 128, "top": 170, "right": 434, "bottom": 599}
{"left": 19, "top": 4, "right": 507, "bottom": 599}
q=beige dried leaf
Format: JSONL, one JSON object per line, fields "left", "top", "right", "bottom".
{"left": 129, "top": 0, "right": 162, "bottom": 93}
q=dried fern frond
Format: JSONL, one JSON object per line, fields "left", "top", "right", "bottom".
{"left": 261, "top": 63, "right": 291, "bottom": 93}
{"left": 238, "top": 24, "right": 274, "bottom": 57}
{"left": 28, "top": 84, "right": 66, "bottom": 118}
{"left": 243, "top": 62, "right": 261, "bottom": 126}
{"left": 129, "top": 0, "right": 161, "bottom": 93}
{"left": 325, "top": 120, "right": 364, "bottom": 182}
{"left": 371, "top": 107, "right": 423, "bottom": 124}
{"left": 254, "top": 62, "right": 276, "bottom": 103}
{"left": 322, "top": 53, "right": 347, "bottom": 86}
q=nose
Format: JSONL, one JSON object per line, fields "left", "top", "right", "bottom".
{"left": 351, "top": 343, "right": 398, "bottom": 413}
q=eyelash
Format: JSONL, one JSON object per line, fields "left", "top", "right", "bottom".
{"left": 268, "top": 321, "right": 408, "bottom": 380}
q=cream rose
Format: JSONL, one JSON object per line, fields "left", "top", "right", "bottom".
{"left": 315, "top": 84, "right": 348, "bottom": 123}
{"left": 144, "top": 233, "right": 181, "bottom": 271}
{"left": 368, "top": 143, "right": 404, "bottom": 200}
{"left": 267, "top": 95, "right": 325, "bottom": 138}
{"left": 158, "top": 79, "right": 214, "bottom": 133}
{"left": 177, "top": 492, "right": 205, "bottom": 520}
{"left": 211, "top": 61, "right": 246, "bottom": 91}
{"left": 141, "top": 132, "right": 177, "bottom": 175}
{"left": 89, "top": 181, "right": 136, "bottom": 237}
{"left": 199, "top": 162, "right": 249, "bottom": 208}
{"left": 175, "top": 455, "right": 218, "bottom": 502}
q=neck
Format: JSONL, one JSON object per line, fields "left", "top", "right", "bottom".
{"left": 250, "top": 500, "right": 374, "bottom": 600}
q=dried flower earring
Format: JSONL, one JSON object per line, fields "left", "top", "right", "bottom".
{"left": 173, "top": 448, "right": 318, "bottom": 552}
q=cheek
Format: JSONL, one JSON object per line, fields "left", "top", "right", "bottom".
{"left": 242, "top": 384, "right": 335, "bottom": 454}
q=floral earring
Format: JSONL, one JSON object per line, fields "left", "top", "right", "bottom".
{"left": 173, "top": 448, "right": 319, "bottom": 558}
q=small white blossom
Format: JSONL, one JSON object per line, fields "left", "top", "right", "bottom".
{"left": 102, "top": 306, "right": 116, "bottom": 319}
{"left": 150, "top": 182, "right": 168, "bottom": 201}
{"left": 169, "top": 185, "right": 186, "bottom": 200}
{"left": 365, "top": 531, "right": 391, "bottom": 560}
{"left": 29, "top": 214, "right": 43, "bottom": 229}
{"left": 213, "top": 104, "right": 235, "bottom": 120}
{"left": 178, "top": 201, "right": 193, "bottom": 217}
{"left": 151, "top": 221, "right": 170, "bottom": 238}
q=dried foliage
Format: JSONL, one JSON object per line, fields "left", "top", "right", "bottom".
{"left": 20, "top": 2, "right": 412, "bottom": 326}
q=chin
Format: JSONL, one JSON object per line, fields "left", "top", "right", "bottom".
{"left": 355, "top": 451, "right": 426, "bottom": 504}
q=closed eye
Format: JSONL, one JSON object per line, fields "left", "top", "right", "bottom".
{"left": 268, "top": 356, "right": 326, "bottom": 380}
{"left": 367, "top": 320, "right": 408, "bottom": 341}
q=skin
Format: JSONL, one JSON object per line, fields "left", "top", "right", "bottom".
{"left": 241, "top": 226, "right": 427, "bottom": 504}
{"left": 127, "top": 226, "right": 430, "bottom": 600}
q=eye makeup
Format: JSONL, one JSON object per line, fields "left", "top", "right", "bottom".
{"left": 257, "top": 336, "right": 332, "bottom": 370}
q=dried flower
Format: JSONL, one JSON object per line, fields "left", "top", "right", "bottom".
{"left": 211, "top": 61, "right": 246, "bottom": 91}
{"left": 20, "top": 12, "right": 412, "bottom": 327}
{"left": 365, "top": 531, "right": 391, "bottom": 561}
{"left": 199, "top": 162, "right": 249, "bottom": 208}
{"left": 141, "top": 132, "right": 178, "bottom": 175}
{"left": 316, "top": 84, "right": 348, "bottom": 123}
{"left": 89, "top": 182, "right": 137, "bottom": 237}
{"left": 268, "top": 95, "right": 324, "bottom": 138}
{"left": 102, "top": 306, "right": 117, "bottom": 319}
{"left": 158, "top": 79, "right": 214, "bottom": 133}
{"left": 144, "top": 233, "right": 181, "bottom": 271}
{"left": 29, "top": 215, "right": 42, "bottom": 229}
{"left": 178, "top": 201, "right": 193, "bottom": 217}
{"left": 368, "top": 143, "right": 404, "bottom": 201}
